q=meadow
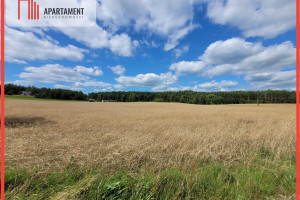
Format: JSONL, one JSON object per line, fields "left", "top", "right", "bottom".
{"left": 2, "top": 99, "right": 296, "bottom": 199}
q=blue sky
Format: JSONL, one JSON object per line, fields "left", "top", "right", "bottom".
{"left": 3, "top": 0, "right": 297, "bottom": 93}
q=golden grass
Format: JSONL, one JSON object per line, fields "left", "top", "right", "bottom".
{"left": 4, "top": 100, "right": 295, "bottom": 170}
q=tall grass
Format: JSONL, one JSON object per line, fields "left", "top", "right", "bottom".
{"left": 3, "top": 100, "right": 296, "bottom": 199}
{"left": 4, "top": 154, "right": 295, "bottom": 199}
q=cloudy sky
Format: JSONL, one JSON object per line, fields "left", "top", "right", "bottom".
{"left": 3, "top": 0, "right": 297, "bottom": 92}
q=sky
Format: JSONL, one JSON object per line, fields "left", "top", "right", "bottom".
{"left": 2, "top": 0, "right": 297, "bottom": 93}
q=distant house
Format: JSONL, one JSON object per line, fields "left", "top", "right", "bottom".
{"left": 89, "top": 99, "right": 95, "bottom": 102}
{"left": 102, "top": 100, "right": 117, "bottom": 102}
{"left": 21, "top": 91, "right": 31, "bottom": 96}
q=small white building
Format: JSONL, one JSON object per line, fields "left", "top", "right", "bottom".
{"left": 21, "top": 91, "right": 31, "bottom": 96}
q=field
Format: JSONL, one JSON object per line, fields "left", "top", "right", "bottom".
{"left": 2, "top": 99, "right": 296, "bottom": 199}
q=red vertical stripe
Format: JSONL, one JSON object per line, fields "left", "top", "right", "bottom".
{"left": 1, "top": 0, "right": 5, "bottom": 198}
{"left": 28, "top": 0, "right": 30, "bottom": 20}
{"left": 297, "top": 0, "right": 300, "bottom": 199}
{"left": 31, "top": 0, "right": 33, "bottom": 19}
{"left": 18, "top": 0, "right": 20, "bottom": 19}
{"left": 34, "top": 2, "right": 36, "bottom": 19}
{"left": 37, "top": 4, "right": 39, "bottom": 20}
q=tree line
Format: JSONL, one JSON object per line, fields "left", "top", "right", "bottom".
{"left": 2, "top": 83, "right": 296, "bottom": 104}
{"left": 3, "top": 84, "right": 86, "bottom": 100}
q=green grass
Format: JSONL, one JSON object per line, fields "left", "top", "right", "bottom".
{"left": 4, "top": 157, "right": 87, "bottom": 199}
{"left": 5, "top": 95, "right": 86, "bottom": 102}
{"left": 81, "top": 158, "right": 295, "bottom": 200}
{"left": 3, "top": 154, "right": 296, "bottom": 200}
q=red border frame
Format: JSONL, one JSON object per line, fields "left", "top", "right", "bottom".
{"left": 0, "top": 1, "right": 299, "bottom": 200}
{"left": 1, "top": 0, "right": 4, "bottom": 198}
{"left": 297, "top": 0, "right": 300, "bottom": 199}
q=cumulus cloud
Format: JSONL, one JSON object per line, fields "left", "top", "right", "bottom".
{"left": 170, "top": 38, "right": 295, "bottom": 77}
{"left": 205, "top": 0, "right": 295, "bottom": 38}
{"left": 198, "top": 80, "right": 238, "bottom": 91}
{"left": 169, "top": 37, "right": 295, "bottom": 90}
{"left": 58, "top": 26, "right": 138, "bottom": 57}
{"left": 54, "top": 84, "right": 83, "bottom": 91}
{"left": 2, "top": 26, "right": 87, "bottom": 63}
{"left": 164, "top": 24, "right": 198, "bottom": 51}
{"left": 174, "top": 45, "right": 190, "bottom": 58}
{"left": 97, "top": 0, "right": 200, "bottom": 50}
{"left": 17, "top": 64, "right": 116, "bottom": 90}
{"left": 169, "top": 61, "right": 206, "bottom": 76}
{"left": 74, "top": 66, "right": 103, "bottom": 76}
{"left": 113, "top": 84, "right": 125, "bottom": 90}
{"left": 115, "top": 72, "right": 178, "bottom": 88}
{"left": 7, "top": 79, "right": 34, "bottom": 86}
{"left": 108, "top": 65, "right": 126, "bottom": 75}
{"left": 205, "top": 40, "right": 295, "bottom": 77}
{"left": 152, "top": 80, "right": 238, "bottom": 92}
{"left": 152, "top": 85, "right": 196, "bottom": 92}
{"left": 74, "top": 81, "right": 111, "bottom": 88}
{"left": 19, "top": 64, "right": 91, "bottom": 83}
{"left": 54, "top": 81, "right": 113, "bottom": 91}
{"left": 200, "top": 38, "right": 262, "bottom": 65}
{"left": 244, "top": 70, "right": 296, "bottom": 90}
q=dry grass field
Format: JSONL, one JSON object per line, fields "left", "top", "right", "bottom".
{"left": 3, "top": 99, "right": 296, "bottom": 199}
{"left": 5, "top": 99, "right": 295, "bottom": 168}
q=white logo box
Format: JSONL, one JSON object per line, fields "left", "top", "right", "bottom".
{"left": 6, "top": 0, "right": 96, "bottom": 27}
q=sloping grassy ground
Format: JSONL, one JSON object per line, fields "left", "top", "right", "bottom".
{"left": 3, "top": 153, "right": 296, "bottom": 200}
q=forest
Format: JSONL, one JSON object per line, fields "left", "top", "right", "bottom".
{"left": 2, "top": 83, "right": 296, "bottom": 104}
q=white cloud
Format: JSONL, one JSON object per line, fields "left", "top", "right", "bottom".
{"left": 54, "top": 81, "right": 113, "bottom": 91}
{"left": 115, "top": 72, "right": 177, "bottom": 87}
{"left": 159, "top": 72, "right": 179, "bottom": 86}
{"left": 17, "top": 64, "right": 114, "bottom": 90}
{"left": 54, "top": 84, "right": 83, "bottom": 91}
{"left": 205, "top": 40, "right": 295, "bottom": 77}
{"left": 152, "top": 80, "right": 238, "bottom": 92}
{"left": 16, "top": 63, "right": 122, "bottom": 91}
{"left": 57, "top": 26, "right": 138, "bottom": 57}
{"left": 141, "top": 40, "right": 159, "bottom": 48}
{"left": 205, "top": 0, "right": 296, "bottom": 38}
{"left": 198, "top": 80, "right": 238, "bottom": 91}
{"left": 174, "top": 45, "right": 190, "bottom": 58}
{"left": 244, "top": 70, "right": 296, "bottom": 90}
{"left": 74, "top": 66, "right": 103, "bottom": 76}
{"left": 113, "top": 84, "right": 125, "bottom": 90}
{"left": 200, "top": 38, "right": 262, "bottom": 65}
{"left": 169, "top": 38, "right": 296, "bottom": 90}
{"left": 3, "top": 26, "right": 87, "bottom": 63}
{"left": 97, "top": 0, "right": 200, "bottom": 50}
{"left": 169, "top": 60, "right": 206, "bottom": 76}
{"left": 164, "top": 24, "right": 198, "bottom": 51}
{"left": 74, "top": 81, "right": 111, "bottom": 88}
{"left": 19, "top": 64, "right": 91, "bottom": 83}
{"left": 152, "top": 85, "right": 196, "bottom": 92}
{"left": 108, "top": 65, "right": 126, "bottom": 75}
{"left": 170, "top": 38, "right": 295, "bottom": 77}
{"left": 116, "top": 74, "right": 160, "bottom": 87}
{"left": 7, "top": 79, "right": 34, "bottom": 86}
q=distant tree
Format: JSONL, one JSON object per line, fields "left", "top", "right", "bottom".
{"left": 1, "top": 84, "right": 296, "bottom": 104}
